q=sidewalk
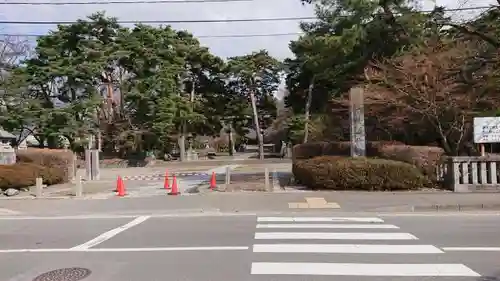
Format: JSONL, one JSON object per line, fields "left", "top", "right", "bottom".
{"left": 1, "top": 191, "right": 500, "bottom": 217}
{"left": 329, "top": 191, "right": 500, "bottom": 212}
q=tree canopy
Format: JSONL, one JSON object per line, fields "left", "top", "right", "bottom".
{"left": 2, "top": 2, "right": 499, "bottom": 157}
{"left": 0, "top": 12, "right": 282, "bottom": 159}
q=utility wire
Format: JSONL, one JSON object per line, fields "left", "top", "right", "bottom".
{"left": 0, "top": 32, "right": 302, "bottom": 38}
{"left": 0, "top": 0, "right": 252, "bottom": 5}
{"left": 449, "top": 0, "right": 472, "bottom": 19}
{"left": 0, "top": 5, "right": 491, "bottom": 25}
{"left": 0, "top": 17, "right": 316, "bottom": 24}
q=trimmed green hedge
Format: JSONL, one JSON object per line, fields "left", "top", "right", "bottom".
{"left": 293, "top": 156, "right": 431, "bottom": 191}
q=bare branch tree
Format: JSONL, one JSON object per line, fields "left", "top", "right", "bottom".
{"left": 0, "top": 35, "right": 33, "bottom": 72}
{"left": 364, "top": 39, "right": 500, "bottom": 155}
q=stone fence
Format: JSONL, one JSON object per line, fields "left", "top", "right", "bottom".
{"left": 437, "top": 156, "right": 500, "bottom": 192}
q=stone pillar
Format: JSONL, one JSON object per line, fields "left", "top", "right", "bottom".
{"left": 349, "top": 87, "right": 366, "bottom": 157}
{"left": 85, "top": 149, "right": 100, "bottom": 180}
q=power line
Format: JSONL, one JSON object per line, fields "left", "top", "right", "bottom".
{"left": 0, "top": 32, "right": 302, "bottom": 38}
{"left": 0, "top": 5, "right": 491, "bottom": 25}
{"left": 0, "top": 0, "right": 251, "bottom": 5}
{"left": 0, "top": 17, "right": 316, "bottom": 24}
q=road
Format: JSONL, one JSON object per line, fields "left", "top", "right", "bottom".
{"left": 0, "top": 211, "right": 499, "bottom": 280}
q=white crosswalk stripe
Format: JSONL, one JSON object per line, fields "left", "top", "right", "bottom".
{"left": 250, "top": 216, "right": 481, "bottom": 278}
{"left": 256, "top": 223, "right": 400, "bottom": 229}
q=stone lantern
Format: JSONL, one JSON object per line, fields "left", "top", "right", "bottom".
{"left": 0, "top": 127, "right": 16, "bottom": 165}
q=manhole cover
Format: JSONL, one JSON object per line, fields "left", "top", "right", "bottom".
{"left": 33, "top": 267, "right": 91, "bottom": 281}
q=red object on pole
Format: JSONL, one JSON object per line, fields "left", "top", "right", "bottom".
{"left": 168, "top": 175, "right": 179, "bottom": 195}
{"left": 117, "top": 176, "right": 125, "bottom": 197}
{"left": 164, "top": 169, "right": 170, "bottom": 189}
{"left": 209, "top": 172, "right": 216, "bottom": 190}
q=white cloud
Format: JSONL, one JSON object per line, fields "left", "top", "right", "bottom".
{"left": 0, "top": 0, "right": 495, "bottom": 59}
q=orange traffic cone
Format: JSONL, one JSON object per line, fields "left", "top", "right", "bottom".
{"left": 164, "top": 169, "right": 170, "bottom": 189}
{"left": 117, "top": 176, "right": 125, "bottom": 197}
{"left": 168, "top": 175, "right": 179, "bottom": 195}
{"left": 209, "top": 172, "right": 217, "bottom": 190}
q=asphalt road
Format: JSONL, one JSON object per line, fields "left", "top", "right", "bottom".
{"left": 0, "top": 212, "right": 499, "bottom": 281}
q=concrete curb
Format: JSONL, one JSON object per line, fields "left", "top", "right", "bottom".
{"left": 412, "top": 203, "right": 500, "bottom": 212}
{"left": 367, "top": 203, "right": 500, "bottom": 212}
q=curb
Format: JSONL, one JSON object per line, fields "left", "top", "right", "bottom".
{"left": 412, "top": 203, "right": 500, "bottom": 212}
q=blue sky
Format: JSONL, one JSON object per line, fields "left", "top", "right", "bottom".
{"left": 0, "top": 0, "right": 495, "bottom": 60}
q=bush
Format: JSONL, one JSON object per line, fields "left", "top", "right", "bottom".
{"left": 17, "top": 148, "right": 75, "bottom": 182}
{"left": 0, "top": 163, "right": 64, "bottom": 190}
{"left": 292, "top": 141, "right": 405, "bottom": 161}
{"left": 293, "top": 156, "right": 431, "bottom": 191}
{"left": 292, "top": 142, "right": 330, "bottom": 160}
{"left": 375, "top": 145, "right": 445, "bottom": 180}
{"left": 292, "top": 141, "right": 443, "bottom": 181}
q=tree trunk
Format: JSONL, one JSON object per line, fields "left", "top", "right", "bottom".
{"left": 249, "top": 88, "right": 264, "bottom": 160}
{"left": 227, "top": 122, "right": 235, "bottom": 156}
{"left": 47, "top": 135, "right": 58, "bottom": 149}
{"left": 178, "top": 123, "right": 186, "bottom": 162}
{"left": 303, "top": 76, "right": 314, "bottom": 143}
{"left": 177, "top": 74, "right": 188, "bottom": 162}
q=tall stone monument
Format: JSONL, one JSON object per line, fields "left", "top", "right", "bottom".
{"left": 349, "top": 87, "right": 366, "bottom": 157}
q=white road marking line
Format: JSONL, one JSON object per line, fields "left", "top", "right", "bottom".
{"left": 0, "top": 208, "right": 21, "bottom": 215}
{"left": 70, "top": 216, "right": 150, "bottom": 250}
{"left": 0, "top": 249, "right": 70, "bottom": 253}
{"left": 257, "top": 217, "right": 384, "bottom": 223}
{"left": 78, "top": 246, "right": 249, "bottom": 252}
{"left": 379, "top": 212, "right": 500, "bottom": 217}
{"left": 253, "top": 244, "right": 443, "bottom": 253}
{"left": 254, "top": 232, "right": 418, "bottom": 240}
{"left": 250, "top": 262, "right": 480, "bottom": 276}
{"left": 256, "top": 223, "right": 399, "bottom": 229}
{"left": 0, "top": 246, "right": 249, "bottom": 253}
{"left": 0, "top": 212, "right": 256, "bottom": 220}
{"left": 443, "top": 247, "right": 500, "bottom": 251}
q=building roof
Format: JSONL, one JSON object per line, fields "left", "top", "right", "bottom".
{"left": 0, "top": 127, "right": 16, "bottom": 139}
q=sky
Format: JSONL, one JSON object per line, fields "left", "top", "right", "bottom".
{"left": 0, "top": 0, "right": 496, "bottom": 61}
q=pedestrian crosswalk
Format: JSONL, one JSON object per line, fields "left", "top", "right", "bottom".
{"left": 250, "top": 216, "right": 481, "bottom": 278}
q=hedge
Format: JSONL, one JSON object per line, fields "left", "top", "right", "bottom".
{"left": 376, "top": 145, "right": 444, "bottom": 180}
{"left": 17, "top": 148, "right": 75, "bottom": 182}
{"left": 293, "top": 156, "right": 431, "bottom": 191}
{"left": 0, "top": 163, "right": 65, "bottom": 190}
{"left": 292, "top": 141, "right": 405, "bottom": 160}
{"left": 292, "top": 141, "right": 444, "bottom": 180}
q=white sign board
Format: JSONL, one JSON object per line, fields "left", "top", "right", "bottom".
{"left": 473, "top": 117, "right": 500, "bottom": 143}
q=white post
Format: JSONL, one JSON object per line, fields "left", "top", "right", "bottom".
{"left": 225, "top": 166, "right": 231, "bottom": 190}
{"left": 75, "top": 176, "right": 83, "bottom": 198}
{"left": 35, "top": 177, "right": 43, "bottom": 198}
{"left": 272, "top": 168, "right": 279, "bottom": 189}
{"left": 265, "top": 168, "right": 270, "bottom": 191}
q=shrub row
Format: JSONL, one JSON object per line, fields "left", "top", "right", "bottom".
{"left": 293, "top": 156, "right": 431, "bottom": 191}
{"left": 0, "top": 163, "right": 64, "bottom": 190}
{"left": 292, "top": 141, "right": 444, "bottom": 179}
{"left": 0, "top": 148, "right": 74, "bottom": 190}
{"left": 17, "top": 148, "right": 75, "bottom": 182}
